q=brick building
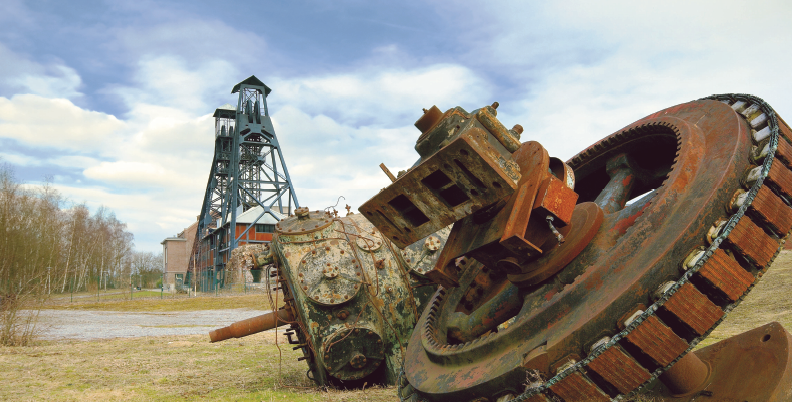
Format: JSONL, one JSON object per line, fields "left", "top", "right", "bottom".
{"left": 161, "top": 221, "right": 198, "bottom": 291}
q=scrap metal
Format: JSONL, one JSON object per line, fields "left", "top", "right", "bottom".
{"left": 209, "top": 207, "right": 449, "bottom": 386}
{"left": 355, "top": 95, "right": 792, "bottom": 401}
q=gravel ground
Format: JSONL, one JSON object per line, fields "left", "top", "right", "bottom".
{"left": 36, "top": 308, "right": 269, "bottom": 340}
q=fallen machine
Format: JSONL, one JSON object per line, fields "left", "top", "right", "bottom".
{"left": 358, "top": 94, "right": 792, "bottom": 401}
{"left": 210, "top": 210, "right": 450, "bottom": 386}
{"left": 212, "top": 93, "right": 792, "bottom": 400}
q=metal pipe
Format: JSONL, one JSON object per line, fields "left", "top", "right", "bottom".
{"left": 209, "top": 308, "right": 294, "bottom": 343}
{"left": 659, "top": 350, "right": 710, "bottom": 395}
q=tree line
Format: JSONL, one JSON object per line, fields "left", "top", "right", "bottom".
{"left": 0, "top": 165, "right": 163, "bottom": 298}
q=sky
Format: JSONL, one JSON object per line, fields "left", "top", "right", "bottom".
{"left": 1, "top": 0, "right": 791, "bottom": 253}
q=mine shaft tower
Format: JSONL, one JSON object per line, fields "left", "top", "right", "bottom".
{"left": 192, "top": 75, "right": 299, "bottom": 290}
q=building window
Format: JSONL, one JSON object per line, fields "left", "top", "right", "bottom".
{"left": 256, "top": 224, "right": 275, "bottom": 233}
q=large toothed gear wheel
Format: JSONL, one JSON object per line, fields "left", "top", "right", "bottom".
{"left": 399, "top": 95, "right": 792, "bottom": 401}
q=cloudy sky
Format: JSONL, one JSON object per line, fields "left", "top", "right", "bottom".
{"left": 1, "top": 0, "right": 790, "bottom": 253}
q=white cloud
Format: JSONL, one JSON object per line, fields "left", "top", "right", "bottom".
{"left": 0, "top": 94, "right": 124, "bottom": 152}
{"left": 109, "top": 55, "right": 238, "bottom": 115}
{"left": 270, "top": 64, "right": 492, "bottom": 127}
{"left": 0, "top": 44, "right": 83, "bottom": 99}
{"left": 442, "top": 0, "right": 792, "bottom": 160}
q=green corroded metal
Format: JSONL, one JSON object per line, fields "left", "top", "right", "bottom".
{"left": 271, "top": 209, "right": 447, "bottom": 385}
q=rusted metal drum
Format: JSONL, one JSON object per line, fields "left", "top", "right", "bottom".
{"left": 397, "top": 95, "right": 792, "bottom": 401}
{"left": 271, "top": 209, "right": 449, "bottom": 386}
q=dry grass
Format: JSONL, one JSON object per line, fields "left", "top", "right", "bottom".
{"left": 45, "top": 293, "right": 283, "bottom": 312}
{"left": 3, "top": 253, "right": 792, "bottom": 401}
{"left": 0, "top": 330, "right": 395, "bottom": 401}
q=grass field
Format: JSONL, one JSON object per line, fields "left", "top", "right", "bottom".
{"left": 2, "top": 253, "right": 792, "bottom": 401}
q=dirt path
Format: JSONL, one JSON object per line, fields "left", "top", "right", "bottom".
{"left": 36, "top": 308, "right": 268, "bottom": 340}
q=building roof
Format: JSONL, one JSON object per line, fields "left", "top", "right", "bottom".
{"left": 231, "top": 75, "right": 272, "bottom": 97}
{"left": 161, "top": 237, "right": 187, "bottom": 245}
{"left": 213, "top": 103, "right": 237, "bottom": 118}
{"left": 224, "top": 206, "right": 284, "bottom": 226}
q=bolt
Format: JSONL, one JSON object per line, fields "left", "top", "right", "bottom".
{"left": 295, "top": 207, "right": 310, "bottom": 219}
{"left": 512, "top": 124, "right": 524, "bottom": 135}
{"left": 491, "top": 101, "right": 499, "bottom": 110}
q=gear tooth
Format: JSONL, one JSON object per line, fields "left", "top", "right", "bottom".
{"left": 587, "top": 345, "right": 651, "bottom": 394}
{"left": 698, "top": 249, "right": 754, "bottom": 302}
{"left": 662, "top": 282, "right": 723, "bottom": 335}
{"left": 749, "top": 186, "right": 792, "bottom": 236}
{"left": 549, "top": 371, "right": 610, "bottom": 401}
{"left": 625, "top": 315, "right": 688, "bottom": 367}
{"left": 724, "top": 215, "right": 779, "bottom": 269}
{"left": 765, "top": 163, "right": 792, "bottom": 200}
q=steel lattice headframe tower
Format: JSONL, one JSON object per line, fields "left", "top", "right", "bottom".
{"left": 191, "top": 75, "right": 299, "bottom": 290}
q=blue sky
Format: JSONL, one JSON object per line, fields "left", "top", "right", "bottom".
{"left": 1, "top": 0, "right": 791, "bottom": 253}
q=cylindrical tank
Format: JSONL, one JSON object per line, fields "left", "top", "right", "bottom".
{"left": 270, "top": 207, "right": 448, "bottom": 386}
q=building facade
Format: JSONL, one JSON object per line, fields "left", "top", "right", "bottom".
{"left": 161, "top": 221, "right": 198, "bottom": 291}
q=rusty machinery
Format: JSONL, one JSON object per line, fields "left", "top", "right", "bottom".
{"left": 210, "top": 209, "right": 450, "bottom": 386}
{"left": 357, "top": 94, "right": 792, "bottom": 401}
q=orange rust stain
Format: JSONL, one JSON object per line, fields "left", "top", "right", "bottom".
{"left": 612, "top": 199, "right": 652, "bottom": 235}
{"left": 544, "top": 287, "right": 559, "bottom": 301}
{"left": 585, "top": 270, "right": 604, "bottom": 291}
